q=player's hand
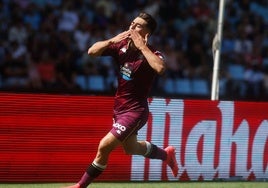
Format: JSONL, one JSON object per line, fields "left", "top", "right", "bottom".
{"left": 109, "top": 30, "right": 131, "bottom": 44}
{"left": 129, "top": 30, "right": 148, "bottom": 51}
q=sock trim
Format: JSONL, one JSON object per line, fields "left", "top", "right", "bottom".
{"left": 92, "top": 161, "right": 107, "bottom": 171}
{"left": 144, "top": 141, "right": 152, "bottom": 156}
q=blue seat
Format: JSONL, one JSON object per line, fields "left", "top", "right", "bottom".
{"left": 88, "top": 75, "right": 105, "bottom": 91}
{"left": 219, "top": 78, "right": 227, "bottom": 96}
{"left": 174, "top": 78, "right": 192, "bottom": 95}
{"left": 228, "top": 64, "right": 245, "bottom": 80}
{"left": 75, "top": 75, "right": 87, "bottom": 91}
{"left": 192, "top": 79, "right": 209, "bottom": 96}
{"left": 163, "top": 78, "right": 175, "bottom": 94}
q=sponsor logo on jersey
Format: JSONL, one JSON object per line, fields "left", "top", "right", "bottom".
{"left": 120, "top": 62, "right": 133, "bottom": 81}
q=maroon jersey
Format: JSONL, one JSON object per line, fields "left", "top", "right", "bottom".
{"left": 102, "top": 39, "right": 164, "bottom": 114}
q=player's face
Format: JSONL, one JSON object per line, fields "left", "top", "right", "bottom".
{"left": 129, "top": 17, "right": 150, "bottom": 38}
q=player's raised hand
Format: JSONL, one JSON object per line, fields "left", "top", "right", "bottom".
{"left": 109, "top": 30, "right": 131, "bottom": 44}
{"left": 88, "top": 30, "right": 131, "bottom": 56}
{"left": 129, "top": 29, "right": 148, "bottom": 51}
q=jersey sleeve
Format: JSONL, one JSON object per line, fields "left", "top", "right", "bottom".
{"left": 101, "top": 43, "right": 118, "bottom": 58}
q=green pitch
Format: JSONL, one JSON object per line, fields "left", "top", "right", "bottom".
{"left": 0, "top": 182, "right": 267, "bottom": 188}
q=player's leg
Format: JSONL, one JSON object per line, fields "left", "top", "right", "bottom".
{"left": 122, "top": 134, "right": 178, "bottom": 177}
{"left": 64, "top": 132, "right": 121, "bottom": 188}
{"left": 122, "top": 134, "right": 146, "bottom": 155}
{"left": 122, "top": 134, "right": 167, "bottom": 160}
{"left": 94, "top": 132, "right": 121, "bottom": 165}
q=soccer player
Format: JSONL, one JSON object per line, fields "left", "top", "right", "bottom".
{"left": 65, "top": 12, "right": 178, "bottom": 188}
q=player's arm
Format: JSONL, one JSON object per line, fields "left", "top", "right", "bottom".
{"left": 88, "top": 30, "right": 131, "bottom": 57}
{"left": 139, "top": 45, "right": 165, "bottom": 75}
{"left": 130, "top": 30, "right": 166, "bottom": 75}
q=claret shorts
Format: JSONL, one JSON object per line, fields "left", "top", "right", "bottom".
{"left": 110, "top": 109, "right": 149, "bottom": 142}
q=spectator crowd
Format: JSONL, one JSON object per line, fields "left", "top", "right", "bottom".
{"left": 0, "top": 0, "right": 268, "bottom": 101}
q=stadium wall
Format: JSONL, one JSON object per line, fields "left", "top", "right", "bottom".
{"left": 0, "top": 93, "right": 267, "bottom": 182}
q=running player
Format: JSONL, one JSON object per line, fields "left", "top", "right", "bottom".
{"left": 65, "top": 12, "right": 178, "bottom": 188}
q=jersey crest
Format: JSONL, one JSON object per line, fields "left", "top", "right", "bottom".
{"left": 120, "top": 62, "right": 133, "bottom": 80}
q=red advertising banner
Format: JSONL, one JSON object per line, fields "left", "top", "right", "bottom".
{"left": 0, "top": 93, "right": 267, "bottom": 182}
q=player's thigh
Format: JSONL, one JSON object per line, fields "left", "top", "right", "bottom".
{"left": 123, "top": 134, "right": 138, "bottom": 148}
{"left": 99, "top": 132, "right": 121, "bottom": 152}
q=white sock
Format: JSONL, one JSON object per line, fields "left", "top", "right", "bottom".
{"left": 144, "top": 141, "right": 152, "bottom": 156}
{"left": 92, "top": 161, "right": 107, "bottom": 171}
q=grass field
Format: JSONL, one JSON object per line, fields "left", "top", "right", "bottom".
{"left": 0, "top": 182, "right": 267, "bottom": 188}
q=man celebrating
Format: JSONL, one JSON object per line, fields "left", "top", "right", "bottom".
{"left": 65, "top": 12, "right": 178, "bottom": 188}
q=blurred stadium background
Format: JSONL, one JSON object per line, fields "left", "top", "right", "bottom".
{"left": 0, "top": 0, "right": 268, "bottom": 101}
{"left": 1, "top": 1, "right": 268, "bottom": 187}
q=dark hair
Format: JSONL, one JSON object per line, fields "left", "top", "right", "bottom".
{"left": 138, "top": 12, "right": 157, "bottom": 35}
